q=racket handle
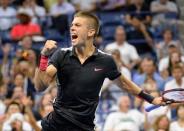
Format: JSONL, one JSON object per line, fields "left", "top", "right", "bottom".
{"left": 145, "top": 105, "right": 161, "bottom": 112}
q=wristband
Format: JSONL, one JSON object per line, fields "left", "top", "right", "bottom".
{"left": 138, "top": 90, "right": 154, "bottom": 103}
{"left": 39, "top": 55, "right": 48, "bottom": 71}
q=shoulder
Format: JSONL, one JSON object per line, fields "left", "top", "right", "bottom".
{"left": 53, "top": 47, "right": 72, "bottom": 56}
{"left": 97, "top": 49, "right": 113, "bottom": 59}
{"left": 124, "top": 42, "right": 136, "bottom": 49}
{"left": 105, "top": 42, "right": 117, "bottom": 50}
{"left": 170, "top": 121, "right": 178, "bottom": 128}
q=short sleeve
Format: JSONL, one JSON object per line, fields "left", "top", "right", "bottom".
{"left": 105, "top": 56, "right": 121, "bottom": 80}
{"left": 49, "top": 49, "right": 63, "bottom": 69}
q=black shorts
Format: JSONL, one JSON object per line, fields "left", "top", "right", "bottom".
{"left": 41, "top": 111, "right": 93, "bottom": 131}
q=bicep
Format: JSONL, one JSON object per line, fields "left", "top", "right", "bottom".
{"left": 46, "top": 64, "right": 57, "bottom": 79}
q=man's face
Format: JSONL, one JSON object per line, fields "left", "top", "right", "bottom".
{"left": 143, "top": 59, "right": 155, "bottom": 75}
{"left": 160, "top": 0, "right": 167, "bottom": 4}
{"left": 70, "top": 17, "right": 91, "bottom": 47}
{"left": 115, "top": 28, "right": 126, "bottom": 44}
{"left": 164, "top": 30, "right": 172, "bottom": 42}
{"left": 172, "top": 68, "right": 183, "bottom": 80}
{"left": 0, "top": 0, "right": 9, "bottom": 7}
{"left": 119, "top": 96, "right": 130, "bottom": 112}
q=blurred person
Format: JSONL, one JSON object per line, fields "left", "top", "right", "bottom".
{"left": 21, "top": 95, "right": 41, "bottom": 131}
{"left": 10, "top": 11, "right": 41, "bottom": 41}
{"left": 152, "top": 115, "right": 170, "bottom": 131}
{"left": 34, "top": 12, "right": 164, "bottom": 131}
{"left": 11, "top": 60, "right": 36, "bottom": 100}
{"left": 151, "top": 0, "right": 178, "bottom": 26}
{"left": 50, "top": 0, "right": 75, "bottom": 16}
{"left": 44, "top": 0, "right": 57, "bottom": 12}
{"left": 105, "top": 26, "right": 140, "bottom": 69}
{"left": 156, "top": 29, "right": 183, "bottom": 59}
{"left": 17, "top": 35, "right": 40, "bottom": 63}
{"left": 36, "top": 104, "right": 53, "bottom": 128}
{"left": 5, "top": 86, "right": 25, "bottom": 105}
{"left": 49, "top": 0, "right": 75, "bottom": 35}
{"left": 125, "top": 0, "right": 151, "bottom": 27}
{"left": 103, "top": 95, "right": 144, "bottom": 131}
{"left": 159, "top": 51, "right": 184, "bottom": 77}
{"left": 0, "top": 0, "right": 17, "bottom": 31}
{"left": 70, "top": 0, "right": 97, "bottom": 12}
{"left": 1, "top": 43, "right": 12, "bottom": 79}
{"left": 143, "top": 91, "right": 171, "bottom": 131}
{"left": 6, "top": 73, "right": 25, "bottom": 98}
{"left": 18, "top": 0, "right": 46, "bottom": 24}
{"left": 164, "top": 65, "right": 184, "bottom": 91}
{"left": 170, "top": 105, "right": 184, "bottom": 131}
{"left": 133, "top": 57, "right": 165, "bottom": 91}
{"left": 2, "top": 101, "right": 33, "bottom": 131}
{"left": 96, "top": 0, "right": 127, "bottom": 11}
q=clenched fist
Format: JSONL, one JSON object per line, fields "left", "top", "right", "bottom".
{"left": 41, "top": 40, "right": 57, "bottom": 56}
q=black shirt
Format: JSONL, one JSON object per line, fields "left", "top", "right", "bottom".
{"left": 49, "top": 47, "right": 121, "bottom": 130}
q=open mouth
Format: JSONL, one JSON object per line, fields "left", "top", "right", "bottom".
{"left": 71, "top": 34, "right": 78, "bottom": 40}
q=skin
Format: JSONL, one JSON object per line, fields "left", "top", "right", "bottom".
{"left": 34, "top": 15, "right": 164, "bottom": 106}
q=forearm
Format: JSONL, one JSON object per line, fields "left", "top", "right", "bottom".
{"left": 119, "top": 75, "right": 141, "bottom": 95}
{"left": 119, "top": 75, "right": 154, "bottom": 103}
{"left": 34, "top": 68, "right": 52, "bottom": 92}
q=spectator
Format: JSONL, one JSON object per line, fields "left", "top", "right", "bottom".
{"left": 10, "top": 11, "right": 41, "bottom": 41}
{"left": 1, "top": 43, "right": 12, "bottom": 79}
{"left": 105, "top": 26, "right": 140, "bottom": 69}
{"left": 18, "top": 0, "right": 46, "bottom": 24}
{"left": 143, "top": 90, "right": 171, "bottom": 131}
{"left": 103, "top": 95, "right": 144, "bottom": 131}
{"left": 152, "top": 115, "right": 170, "bottom": 131}
{"left": 0, "top": 0, "right": 17, "bottom": 31}
{"left": 96, "top": 0, "right": 127, "bottom": 11}
{"left": 159, "top": 51, "right": 184, "bottom": 77}
{"left": 125, "top": 0, "right": 151, "bottom": 26}
{"left": 50, "top": 0, "right": 75, "bottom": 16}
{"left": 133, "top": 57, "right": 165, "bottom": 91}
{"left": 49, "top": 0, "right": 75, "bottom": 35}
{"left": 70, "top": 0, "right": 97, "bottom": 12}
{"left": 156, "top": 29, "right": 183, "bottom": 59}
{"left": 170, "top": 105, "right": 184, "bottom": 131}
{"left": 2, "top": 101, "right": 33, "bottom": 131}
{"left": 126, "top": 17, "right": 154, "bottom": 55}
{"left": 151, "top": 0, "right": 178, "bottom": 26}
{"left": 164, "top": 65, "right": 184, "bottom": 91}
{"left": 44, "top": 0, "right": 57, "bottom": 12}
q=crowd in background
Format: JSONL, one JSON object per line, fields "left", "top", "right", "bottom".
{"left": 0, "top": 0, "right": 184, "bottom": 131}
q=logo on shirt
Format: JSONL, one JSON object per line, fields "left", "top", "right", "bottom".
{"left": 94, "top": 68, "right": 103, "bottom": 72}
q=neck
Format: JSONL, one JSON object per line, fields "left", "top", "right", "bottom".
{"left": 75, "top": 41, "right": 95, "bottom": 58}
{"left": 178, "top": 119, "right": 184, "bottom": 125}
{"left": 176, "top": 78, "right": 182, "bottom": 85}
{"left": 2, "top": 6, "right": 7, "bottom": 9}
{"left": 117, "top": 41, "right": 124, "bottom": 46}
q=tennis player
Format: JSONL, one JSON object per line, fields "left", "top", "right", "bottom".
{"left": 34, "top": 11, "right": 165, "bottom": 131}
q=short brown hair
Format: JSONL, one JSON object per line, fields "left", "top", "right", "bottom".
{"left": 74, "top": 11, "right": 100, "bottom": 37}
{"left": 172, "top": 64, "right": 183, "bottom": 72}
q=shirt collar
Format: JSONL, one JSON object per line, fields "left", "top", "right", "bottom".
{"left": 69, "top": 47, "right": 99, "bottom": 57}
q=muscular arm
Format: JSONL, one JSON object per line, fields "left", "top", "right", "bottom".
{"left": 34, "top": 65, "right": 57, "bottom": 92}
{"left": 115, "top": 74, "right": 142, "bottom": 95}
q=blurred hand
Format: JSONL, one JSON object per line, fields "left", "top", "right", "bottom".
{"left": 41, "top": 40, "right": 57, "bottom": 56}
{"left": 21, "top": 96, "right": 32, "bottom": 107}
{"left": 152, "top": 97, "right": 166, "bottom": 106}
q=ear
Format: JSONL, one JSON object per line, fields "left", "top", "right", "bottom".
{"left": 88, "top": 29, "right": 96, "bottom": 37}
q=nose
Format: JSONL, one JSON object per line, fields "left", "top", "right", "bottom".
{"left": 70, "top": 25, "right": 75, "bottom": 32}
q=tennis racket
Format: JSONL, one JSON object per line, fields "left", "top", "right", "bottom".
{"left": 145, "top": 88, "right": 184, "bottom": 112}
